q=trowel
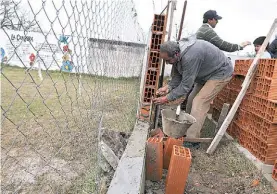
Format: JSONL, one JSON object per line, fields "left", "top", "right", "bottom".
{"left": 175, "top": 105, "right": 181, "bottom": 121}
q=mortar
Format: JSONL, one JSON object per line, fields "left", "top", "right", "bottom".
{"left": 161, "top": 109, "right": 196, "bottom": 138}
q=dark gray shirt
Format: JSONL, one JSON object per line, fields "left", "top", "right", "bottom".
{"left": 167, "top": 37, "right": 233, "bottom": 101}
{"left": 269, "top": 37, "right": 277, "bottom": 58}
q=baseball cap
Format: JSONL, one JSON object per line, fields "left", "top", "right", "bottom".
{"left": 203, "top": 10, "right": 222, "bottom": 20}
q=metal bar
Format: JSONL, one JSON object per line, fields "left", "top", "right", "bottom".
{"left": 177, "top": 0, "right": 187, "bottom": 41}
{"left": 167, "top": 0, "right": 176, "bottom": 41}
{"left": 159, "top": 0, "right": 176, "bottom": 87}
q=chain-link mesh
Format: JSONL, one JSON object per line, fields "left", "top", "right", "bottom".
{"left": 1, "top": 0, "right": 146, "bottom": 193}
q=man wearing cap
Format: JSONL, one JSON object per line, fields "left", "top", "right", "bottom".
{"left": 196, "top": 10, "right": 250, "bottom": 52}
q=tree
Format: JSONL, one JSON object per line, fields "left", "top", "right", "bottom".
{"left": 0, "top": 0, "right": 36, "bottom": 31}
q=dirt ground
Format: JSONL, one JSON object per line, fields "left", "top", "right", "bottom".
{"left": 145, "top": 116, "right": 276, "bottom": 194}
{"left": 146, "top": 141, "right": 276, "bottom": 194}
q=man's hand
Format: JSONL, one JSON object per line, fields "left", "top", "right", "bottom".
{"left": 153, "top": 96, "right": 169, "bottom": 105}
{"left": 156, "top": 85, "right": 169, "bottom": 96}
{"left": 240, "top": 41, "right": 251, "bottom": 48}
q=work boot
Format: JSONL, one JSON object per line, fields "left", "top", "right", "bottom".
{"left": 184, "top": 142, "right": 200, "bottom": 149}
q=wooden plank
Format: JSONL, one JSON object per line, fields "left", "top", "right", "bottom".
{"left": 206, "top": 18, "right": 277, "bottom": 154}
{"left": 184, "top": 137, "right": 213, "bottom": 143}
{"left": 214, "top": 103, "right": 230, "bottom": 135}
{"left": 162, "top": 137, "right": 213, "bottom": 143}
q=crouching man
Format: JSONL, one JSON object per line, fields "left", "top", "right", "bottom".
{"left": 153, "top": 36, "right": 233, "bottom": 148}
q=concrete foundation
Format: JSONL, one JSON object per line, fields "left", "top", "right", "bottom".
{"left": 107, "top": 120, "right": 149, "bottom": 194}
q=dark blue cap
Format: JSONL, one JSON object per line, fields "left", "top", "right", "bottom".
{"left": 203, "top": 10, "right": 222, "bottom": 20}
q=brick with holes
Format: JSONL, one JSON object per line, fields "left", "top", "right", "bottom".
{"left": 146, "top": 137, "right": 163, "bottom": 181}
{"left": 165, "top": 145, "right": 192, "bottom": 194}
{"left": 163, "top": 137, "right": 184, "bottom": 169}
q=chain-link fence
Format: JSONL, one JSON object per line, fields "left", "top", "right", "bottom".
{"left": 1, "top": 0, "right": 146, "bottom": 193}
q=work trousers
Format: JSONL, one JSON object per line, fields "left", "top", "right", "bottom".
{"left": 185, "top": 77, "right": 232, "bottom": 138}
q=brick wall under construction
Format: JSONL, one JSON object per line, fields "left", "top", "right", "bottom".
{"left": 212, "top": 59, "right": 277, "bottom": 165}
{"left": 139, "top": 14, "right": 167, "bottom": 121}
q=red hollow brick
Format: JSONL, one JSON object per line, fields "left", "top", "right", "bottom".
{"left": 165, "top": 145, "right": 192, "bottom": 194}
{"left": 234, "top": 59, "right": 253, "bottom": 76}
{"left": 272, "top": 160, "right": 277, "bottom": 181}
{"left": 145, "top": 69, "right": 159, "bottom": 87}
{"left": 139, "top": 104, "right": 151, "bottom": 121}
{"left": 252, "top": 77, "right": 277, "bottom": 100}
{"left": 143, "top": 86, "right": 155, "bottom": 103}
{"left": 234, "top": 59, "right": 277, "bottom": 78}
{"left": 248, "top": 113, "right": 263, "bottom": 137}
{"left": 260, "top": 122, "right": 277, "bottom": 144}
{"left": 234, "top": 108, "right": 251, "bottom": 128}
{"left": 148, "top": 51, "right": 161, "bottom": 69}
{"left": 152, "top": 14, "right": 166, "bottom": 32}
{"left": 249, "top": 96, "right": 277, "bottom": 123}
{"left": 150, "top": 33, "right": 163, "bottom": 50}
{"left": 241, "top": 94, "right": 251, "bottom": 110}
{"left": 256, "top": 59, "right": 267, "bottom": 77}
{"left": 264, "top": 59, "right": 277, "bottom": 78}
{"left": 228, "top": 88, "right": 240, "bottom": 105}
{"left": 244, "top": 130, "right": 277, "bottom": 165}
{"left": 146, "top": 137, "right": 164, "bottom": 181}
{"left": 163, "top": 137, "right": 184, "bottom": 169}
{"left": 233, "top": 121, "right": 249, "bottom": 147}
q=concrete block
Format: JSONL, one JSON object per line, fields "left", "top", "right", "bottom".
{"left": 100, "top": 141, "right": 119, "bottom": 170}
{"left": 107, "top": 120, "right": 149, "bottom": 194}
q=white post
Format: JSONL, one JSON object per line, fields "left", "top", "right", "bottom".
{"left": 38, "top": 61, "right": 43, "bottom": 81}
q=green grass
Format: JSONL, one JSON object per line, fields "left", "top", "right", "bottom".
{"left": 1, "top": 65, "right": 141, "bottom": 193}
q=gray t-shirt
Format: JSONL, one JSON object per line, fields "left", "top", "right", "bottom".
{"left": 167, "top": 37, "right": 233, "bottom": 101}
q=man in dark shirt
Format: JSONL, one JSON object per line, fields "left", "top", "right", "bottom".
{"left": 153, "top": 36, "right": 233, "bottom": 147}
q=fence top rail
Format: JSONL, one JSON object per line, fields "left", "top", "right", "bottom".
{"left": 89, "top": 38, "right": 146, "bottom": 48}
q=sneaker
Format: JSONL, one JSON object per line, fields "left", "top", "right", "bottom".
{"left": 183, "top": 142, "right": 200, "bottom": 149}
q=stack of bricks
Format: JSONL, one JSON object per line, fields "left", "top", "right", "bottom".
{"left": 146, "top": 133, "right": 192, "bottom": 194}
{"left": 139, "top": 14, "right": 167, "bottom": 121}
{"left": 212, "top": 59, "right": 277, "bottom": 165}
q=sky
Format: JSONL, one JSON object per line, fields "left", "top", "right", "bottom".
{"left": 19, "top": 0, "right": 145, "bottom": 42}
{"left": 10, "top": 0, "right": 277, "bottom": 52}
{"left": 133, "top": 0, "right": 277, "bottom": 51}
